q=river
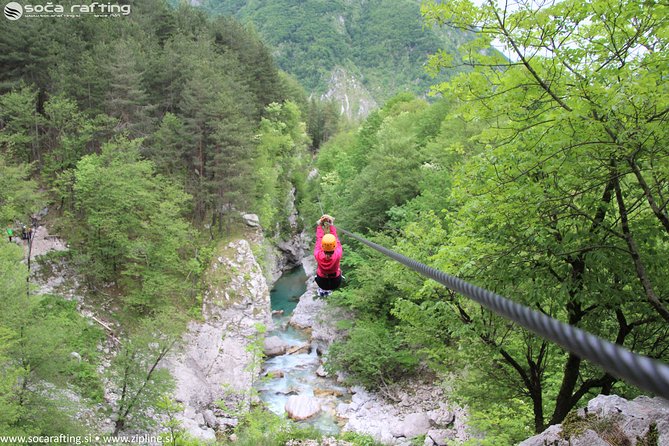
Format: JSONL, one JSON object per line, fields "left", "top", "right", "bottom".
{"left": 258, "top": 266, "right": 348, "bottom": 434}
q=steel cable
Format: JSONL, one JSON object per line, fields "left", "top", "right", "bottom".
{"left": 339, "top": 228, "right": 669, "bottom": 400}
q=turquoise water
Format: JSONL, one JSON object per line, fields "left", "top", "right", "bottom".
{"left": 260, "top": 266, "right": 346, "bottom": 434}
{"left": 270, "top": 266, "right": 307, "bottom": 316}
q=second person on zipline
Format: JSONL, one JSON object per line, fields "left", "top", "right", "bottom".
{"left": 314, "top": 214, "right": 343, "bottom": 298}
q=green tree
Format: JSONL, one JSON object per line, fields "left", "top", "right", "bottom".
{"left": 0, "top": 244, "right": 27, "bottom": 435}
{"left": 109, "top": 311, "right": 184, "bottom": 434}
{"left": 144, "top": 112, "right": 192, "bottom": 181}
{"left": 0, "top": 155, "right": 43, "bottom": 225}
{"left": 418, "top": 0, "right": 669, "bottom": 433}
{"left": 254, "top": 101, "right": 310, "bottom": 231}
{"left": 0, "top": 87, "right": 43, "bottom": 164}
{"left": 178, "top": 53, "right": 257, "bottom": 223}
{"left": 103, "top": 40, "right": 156, "bottom": 138}
{"left": 307, "top": 97, "right": 341, "bottom": 151}
{"left": 72, "top": 138, "right": 193, "bottom": 311}
{"left": 41, "top": 94, "right": 115, "bottom": 184}
{"left": 0, "top": 243, "right": 104, "bottom": 436}
{"left": 327, "top": 319, "right": 419, "bottom": 391}
{"left": 0, "top": 18, "right": 60, "bottom": 95}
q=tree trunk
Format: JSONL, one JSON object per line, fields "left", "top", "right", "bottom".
{"left": 549, "top": 352, "right": 582, "bottom": 426}
{"left": 113, "top": 419, "right": 125, "bottom": 436}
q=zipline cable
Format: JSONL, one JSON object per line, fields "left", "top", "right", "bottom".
{"left": 339, "top": 228, "right": 669, "bottom": 400}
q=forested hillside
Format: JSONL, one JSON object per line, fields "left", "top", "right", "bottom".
{"left": 307, "top": 0, "right": 669, "bottom": 443}
{"left": 195, "top": 0, "right": 472, "bottom": 116}
{"left": 0, "top": 0, "right": 319, "bottom": 438}
{"left": 1, "top": 0, "right": 668, "bottom": 444}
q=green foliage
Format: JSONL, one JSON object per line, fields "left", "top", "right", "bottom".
{"left": 462, "top": 401, "right": 534, "bottom": 446}
{"left": 337, "top": 431, "right": 385, "bottom": 446}
{"left": 0, "top": 86, "right": 42, "bottom": 164}
{"left": 0, "top": 243, "right": 104, "bottom": 435}
{"left": 0, "top": 0, "right": 314, "bottom": 439}
{"left": 71, "top": 137, "right": 194, "bottom": 312}
{"left": 637, "top": 423, "right": 659, "bottom": 446}
{"left": 560, "top": 412, "right": 633, "bottom": 446}
{"left": 2, "top": 0, "right": 293, "bottom": 229}
{"left": 41, "top": 95, "right": 116, "bottom": 185}
{"left": 421, "top": 0, "right": 669, "bottom": 431}
{"left": 103, "top": 39, "right": 157, "bottom": 138}
{"left": 311, "top": 94, "right": 458, "bottom": 233}
{"left": 144, "top": 112, "right": 191, "bottom": 181}
{"left": 203, "top": 0, "right": 468, "bottom": 103}
{"left": 0, "top": 155, "right": 43, "bottom": 225}
{"left": 108, "top": 311, "right": 185, "bottom": 434}
{"left": 313, "top": 0, "right": 669, "bottom": 440}
{"left": 231, "top": 407, "right": 321, "bottom": 446}
{"left": 156, "top": 395, "right": 186, "bottom": 446}
{"left": 326, "top": 319, "right": 418, "bottom": 390}
{"left": 0, "top": 244, "right": 27, "bottom": 433}
{"left": 29, "top": 295, "right": 106, "bottom": 401}
{"left": 254, "top": 101, "right": 310, "bottom": 233}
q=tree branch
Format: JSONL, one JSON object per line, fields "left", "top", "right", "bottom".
{"left": 627, "top": 157, "right": 669, "bottom": 236}
{"left": 613, "top": 168, "right": 669, "bottom": 323}
{"left": 487, "top": 0, "right": 573, "bottom": 112}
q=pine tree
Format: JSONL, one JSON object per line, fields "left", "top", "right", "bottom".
{"left": 103, "top": 40, "right": 155, "bottom": 138}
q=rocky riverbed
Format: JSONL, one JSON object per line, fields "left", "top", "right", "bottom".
{"left": 289, "top": 256, "right": 471, "bottom": 446}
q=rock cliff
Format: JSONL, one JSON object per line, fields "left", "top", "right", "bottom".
{"left": 164, "top": 234, "right": 272, "bottom": 441}
{"left": 520, "top": 394, "right": 669, "bottom": 446}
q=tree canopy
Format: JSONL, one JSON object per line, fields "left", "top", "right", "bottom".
{"left": 312, "top": 0, "right": 669, "bottom": 440}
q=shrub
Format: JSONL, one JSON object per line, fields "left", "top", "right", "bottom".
{"left": 326, "top": 319, "right": 418, "bottom": 390}
{"left": 232, "top": 407, "right": 321, "bottom": 446}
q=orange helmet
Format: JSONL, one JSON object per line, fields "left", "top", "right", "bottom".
{"left": 322, "top": 234, "right": 336, "bottom": 252}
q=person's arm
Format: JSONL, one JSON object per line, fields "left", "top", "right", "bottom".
{"left": 331, "top": 225, "right": 343, "bottom": 262}
{"left": 314, "top": 224, "right": 324, "bottom": 258}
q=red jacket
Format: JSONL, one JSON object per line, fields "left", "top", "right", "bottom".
{"left": 314, "top": 224, "right": 342, "bottom": 278}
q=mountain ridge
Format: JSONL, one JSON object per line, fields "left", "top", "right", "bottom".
{"left": 191, "top": 0, "right": 470, "bottom": 117}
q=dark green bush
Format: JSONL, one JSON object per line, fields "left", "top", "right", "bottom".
{"left": 326, "top": 319, "right": 418, "bottom": 390}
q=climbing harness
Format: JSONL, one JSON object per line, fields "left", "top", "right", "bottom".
{"left": 339, "top": 228, "right": 669, "bottom": 400}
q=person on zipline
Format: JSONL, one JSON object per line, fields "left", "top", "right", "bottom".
{"left": 314, "top": 214, "right": 343, "bottom": 298}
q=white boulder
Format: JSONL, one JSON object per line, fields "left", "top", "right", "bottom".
{"left": 285, "top": 395, "right": 322, "bottom": 421}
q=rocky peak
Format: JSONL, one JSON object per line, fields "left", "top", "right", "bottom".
{"left": 321, "top": 67, "right": 378, "bottom": 119}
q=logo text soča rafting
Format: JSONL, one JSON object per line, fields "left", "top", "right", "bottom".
{"left": 21, "top": 2, "right": 131, "bottom": 15}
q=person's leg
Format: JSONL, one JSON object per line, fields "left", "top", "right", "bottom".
{"left": 315, "top": 275, "right": 342, "bottom": 298}
{"left": 315, "top": 275, "right": 326, "bottom": 297}
{"left": 315, "top": 276, "right": 333, "bottom": 298}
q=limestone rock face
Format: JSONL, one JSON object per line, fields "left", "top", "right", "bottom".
{"left": 164, "top": 236, "right": 271, "bottom": 439}
{"left": 338, "top": 384, "right": 469, "bottom": 445}
{"left": 518, "top": 425, "right": 562, "bottom": 446}
{"left": 519, "top": 395, "right": 669, "bottom": 446}
{"left": 424, "top": 429, "right": 457, "bottom": 446}
{"left": 321, "top": 67, "right": 378, "bottom": 119}
{"left": 390, "top": 412, "right": 431, "bottom": 439}
{"left": 268, "top": 188, "right": 309, "bottom": 284}
{"left": 285, "top": 395, "right": 322, "bottom": 421}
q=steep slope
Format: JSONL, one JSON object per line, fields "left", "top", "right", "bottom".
{"left": 196, "top": 0, "right": 471, "bottom": 117}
